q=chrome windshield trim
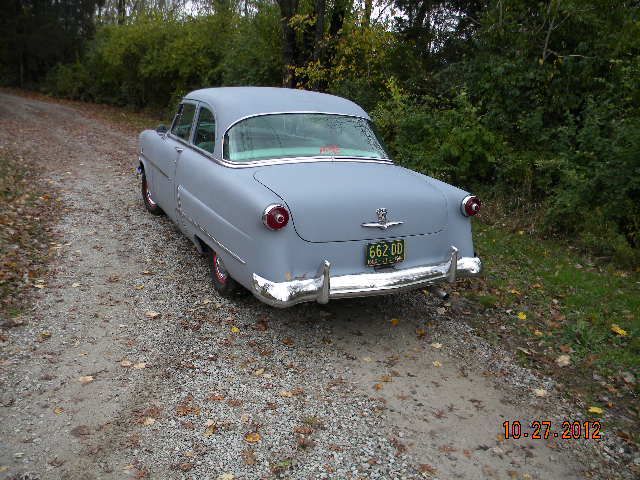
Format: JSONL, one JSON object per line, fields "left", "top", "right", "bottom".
{"left": 213, "top": 156, "right": 394, "bottom": 169}
{"left": 220, "top": 111, "right": 391, "bottom": 167}
{"left": 222, "top": 111, "right": 371, "bottom": 139}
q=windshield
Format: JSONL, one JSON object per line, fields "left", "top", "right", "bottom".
{"left": 224, "top": 113, "right": 389, "bottom": 162}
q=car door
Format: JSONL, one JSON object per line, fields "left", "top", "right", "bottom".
{"left": 175, "top": 102, "right": 219, "bottom": 234}
{"left": 148, "top": 101, "right": 197, "bottom": 220}
{"left": 174, "top": 103, "right": 252, "bottom": 265}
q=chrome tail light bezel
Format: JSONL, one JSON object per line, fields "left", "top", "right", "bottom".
{"left": 262, "top": 204, "right": 290, "bottom": 230}
{"left": 461, "top": 195, "right": 481, "bottom": 217}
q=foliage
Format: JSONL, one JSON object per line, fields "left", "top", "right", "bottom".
{"left": 44, "top": 5, "right": 282, "bottom": 110}
{"left": 372, "top": 79, "right": 503, "bottom": 187}
{"left": 0, "top": 0, "right": 98, "bottom": 87}
{"left": 6, "top": 0, "right": 640, "bottom": 263}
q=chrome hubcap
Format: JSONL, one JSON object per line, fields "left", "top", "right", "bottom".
{"left": 145, "top": 180, "right": 157, "bottom": 207}
{"left": 214, "top": 255, "right": 228, "bottom": 283}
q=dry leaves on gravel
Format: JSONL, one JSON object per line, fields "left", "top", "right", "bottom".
{"left": 244, "top": 432, "right": 261, "bottom": 444}
{"left": 78, "top": 375, "right": 94, "bottom": 384}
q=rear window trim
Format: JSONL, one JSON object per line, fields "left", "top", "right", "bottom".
{"left": 222, "top": 112, "right": 390, "bottom": 163}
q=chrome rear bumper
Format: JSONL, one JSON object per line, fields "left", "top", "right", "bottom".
{"left": 251, "top": 246, "right": 482, "bottom": 308}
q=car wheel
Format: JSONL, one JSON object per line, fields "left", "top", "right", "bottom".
{"left": 208, "top": 249, "right": 240, "bottom": 297}
{"left": 141, "top": 170, "right": 163, "bottom": 216}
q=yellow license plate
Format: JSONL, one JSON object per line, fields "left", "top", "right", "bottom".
{"left": 366, "top": 239, "right": 405, "bottom": 267}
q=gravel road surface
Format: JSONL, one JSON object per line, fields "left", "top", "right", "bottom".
{"left": 0, "top": 93, "right": 620, "bottom": 479}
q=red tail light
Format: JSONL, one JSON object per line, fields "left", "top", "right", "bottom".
{"left": 262, "top": 204, "right": 290, "bottom": 230}
{"left": 461, "top": 195, "right": 481, "bottom": 216}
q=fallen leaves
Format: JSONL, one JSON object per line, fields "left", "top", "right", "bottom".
{"left": 244, "top": 431, "right": 261, "bottom": 444}
{"left": 588, "top": 406, "right": 604, "bottom": 414}
{"left": 176, "top": 404, "right": 201, "bottom": 416}
{"left": 555, "top": 354, "right": 571, "bottom": 367}
{"left": 610, "top": 324, "right": 628, "bottom": 337}
{"left": 204, "top": 420, "right": 218, "bottom": 437}
{"left": 142, "top": 417, "right": 156, "bottom": 426}
{"left": 70, "top": 425, "right": 91, "bottom": 437}
{"left": 53, "top": 406, "right": 64, "bottom": 415}
{"left": 432, "top": 360, "right": 442, "bottom": 368}
{"left": 242, "top": 449, "right": 256, "bottom": 465}
{"left": 533, "top": 388, "right": 548, "bottom": 398}
{"left": 390, "top": 318, "right": 400, "bottom": 326}
{"left": 144, "top": 310, "right": 160, "bottom": 319}
{"left": 78, "top": 375, "right": 94, "bottom": 384}
{"left": 38, "top": 331, "right": 51, "bottom": 341}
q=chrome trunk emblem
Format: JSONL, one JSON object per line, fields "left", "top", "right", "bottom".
{"left": 362, "top": 208, "right": 404, "bottom": 230}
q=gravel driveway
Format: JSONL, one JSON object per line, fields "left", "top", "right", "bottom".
{"left": 0, "top": 93, "right": 618, "bottom": 479}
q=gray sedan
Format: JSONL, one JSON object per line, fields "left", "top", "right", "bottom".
{"left": 138, "top": 87, "right": 482, "bottom": 307}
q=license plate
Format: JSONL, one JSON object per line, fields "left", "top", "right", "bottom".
{"left": 365, "top": 239, "right": 405, "bottom": 267}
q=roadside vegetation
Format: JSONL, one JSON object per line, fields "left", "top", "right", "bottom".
{"left": 468, "top": 214, "right": 639, "bottom": 442}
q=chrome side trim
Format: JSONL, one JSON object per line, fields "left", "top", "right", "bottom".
{"left": 251, "top": 246, "right": 482, "bottom": 308}
{"left": 163, "top": 138, "right": 393, "bottom": 169}
{"left": 176, "top": 186, "right": 246, "bottom": 265}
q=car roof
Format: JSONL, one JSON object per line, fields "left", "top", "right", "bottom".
{"left": 185, "top": 86, "right": 370, "bottom": 137}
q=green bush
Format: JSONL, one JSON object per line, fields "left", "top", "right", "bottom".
{"left": 44, "top": 8, "right": 282, "bottom": 111}
{"left": 373, "top": 80, "right": 503, "bottom": 188}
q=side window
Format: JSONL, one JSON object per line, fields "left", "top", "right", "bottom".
{"left": 171, "top": 103, "right": 196, "bottom": 141}
{"left": 193, "top": 107, "right": 216, "bottom": 154}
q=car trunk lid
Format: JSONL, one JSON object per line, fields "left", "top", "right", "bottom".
{"left": 253, "top": 162, "right": 447, "bottom": 243}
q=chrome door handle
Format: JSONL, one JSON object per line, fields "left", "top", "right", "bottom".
{"left": 175, "top": 146, "right": 184, "bottom": 153}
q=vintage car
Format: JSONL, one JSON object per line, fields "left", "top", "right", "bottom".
{"left": 138, "top": 87, "right": 482, "bottom": 307}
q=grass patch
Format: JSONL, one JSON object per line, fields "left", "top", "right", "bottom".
{"left": 463, "top": 217, "right": 639, "bottom": 440}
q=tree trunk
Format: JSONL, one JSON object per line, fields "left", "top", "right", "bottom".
{"left": 329, "top": 0, "right": 348, "bottom": 37}
{"left": 117, "top": 0, "right": 125, "bottom": 25}
{"left": 313, "top": 0, "right": 325, "bottom": 61}
{"left": 363, "top": 0, "right": 372, "bottom": 27}
{"left": 277, "top": 0, "right": 299, "bottom": 88}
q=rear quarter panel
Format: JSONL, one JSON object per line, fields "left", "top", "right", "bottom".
{"left": 175, "top": 155, "right": 476, "bottom": 289}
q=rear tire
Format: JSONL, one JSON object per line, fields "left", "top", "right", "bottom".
{"left": 141, "top": 170, "right": 163, "bottom": 216}
{"left": 208, "top": 249, "right": 240, "bottom": 297}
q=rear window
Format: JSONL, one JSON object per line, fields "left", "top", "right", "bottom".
{"left": 223, "top": 113, "right": 389, "bottom": 162}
